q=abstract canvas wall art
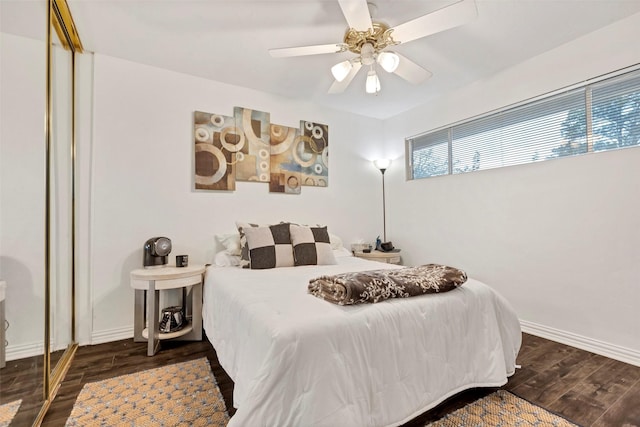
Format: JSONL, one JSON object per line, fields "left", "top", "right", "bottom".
{"left": 233, "top": 107, "right": 271, "bottom": 182}
{"left": 269, "top": 124, "right": 301, "bottom": 194}
{"left": 194, "top": 111, "right": 237, "bottom": 191}
{"left": 299, "top": 121, "right": 329, "bottom": 187}
{"left": 193, "top": 108, "right": 328, "bottom": 194}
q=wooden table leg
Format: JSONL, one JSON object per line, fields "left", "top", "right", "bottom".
{"left": 192, "top": 282, "right": 202, "bottom": 340}
{"left": 133, "top": 289, "right": 145, "bottom": 342}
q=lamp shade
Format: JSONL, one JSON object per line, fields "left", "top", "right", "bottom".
{"left": 331, "top": 60, "right": 352, "bottom": 82}
{"left": 366, "top": 69, "right": 381, "bottom": 94}
{"left": 377, "top": 51, "right": 400, "bottom": 73}
{"left": 374, "top": 158, "right": 391, "bottom": 170}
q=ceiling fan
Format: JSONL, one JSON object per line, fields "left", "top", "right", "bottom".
{"left": 269, "top": 0, "right": 477, "bottom": 94}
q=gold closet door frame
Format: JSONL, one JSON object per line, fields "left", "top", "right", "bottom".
{"left": 35, "top": 0, "right": 83, "bottom": 424}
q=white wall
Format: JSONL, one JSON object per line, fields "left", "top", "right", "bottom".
{"left": 0, "top": 33, "right": 46, "bottom": 358}
{"left": 383, "top": 13, "right": 640, "bottom": 365}
{"left": 88, "top": 54, "right": 385, "bottom": 341}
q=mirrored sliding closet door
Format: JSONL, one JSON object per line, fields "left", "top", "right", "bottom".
{"left": 0, "top": 0, "right": 83, "bottom": 424}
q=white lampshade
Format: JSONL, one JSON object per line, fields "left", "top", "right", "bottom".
{"left": 331, "top": 60, "right": 352, "bottom": 82}
{"left": 373, "top": 159, "right": 391, "bottom": 170}
{"left": 377, "top": 51, "right": 400, "bottom": 73}
{"left": 366, "top": 69, "right": 381, "bottom": 94}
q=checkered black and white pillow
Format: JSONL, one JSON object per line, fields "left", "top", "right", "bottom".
{"left": 242, "top": 223, "right": 295, "bottom": 269}
{"left": 236, "top": 221, "right": 264, "bottom": 268}
{"left": 290, "top": 224, "right": 337, "bottom": 266}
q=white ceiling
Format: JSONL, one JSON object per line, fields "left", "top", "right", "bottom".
{"left": 2, "top": 0, "right": 640, "bottom": 119}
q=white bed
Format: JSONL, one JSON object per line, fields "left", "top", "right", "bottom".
{"left": 203, "top": 255, "right": 521, "bottom": 427}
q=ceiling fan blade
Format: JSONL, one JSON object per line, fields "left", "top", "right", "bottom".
{"left": 338, "top": 0, "right": 373, "bottom": 31}
{"left": 269, "top": 44, "right": 346, "bottom": 58}
{"left": 390, "top": 0, "right": 477, "bottom": 44}
{"left": 392, "top": 54, "right": 432, "bottom": 85}
{"left": 328, "top": 62, "right": 362, "bottom": 94}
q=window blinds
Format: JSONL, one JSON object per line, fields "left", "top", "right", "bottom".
{"left": 590, "top": 71, "right": 640, "bottom": 152}
{"left": 408, "top": 68, "right": 640, "bottom": 179}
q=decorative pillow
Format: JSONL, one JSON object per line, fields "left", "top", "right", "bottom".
{"left": 284, "top": 222, "right": 344, "bottom": 250}
{"left": 290, "top": 224, "right": 337, "bottom": 266}
{"left": 243, "top": 223, "right": 294, "bottom": 269}
{"left": 215, "top": 232, "right": 241, "bottom": 256}
{"left": 236, "top": 221, "right": 262, "bottom": 268}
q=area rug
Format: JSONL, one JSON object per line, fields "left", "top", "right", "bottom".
{"left": 0, "top": 399, "right": 21, "bottom": 427}
{"left": 426, "top": 390, "right": 579, "bottom": 427}
{"left": 65, "top": 357, "right": 229, "bottom": 426}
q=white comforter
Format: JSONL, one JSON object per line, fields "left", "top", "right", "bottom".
{"left": 203, "top": 256, "right": 521, "bottom": 427}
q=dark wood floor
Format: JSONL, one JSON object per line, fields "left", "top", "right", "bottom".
{"left": 0, "top": 349, "right": 64, "bottom": 426}
{"left": 3, "top": 333, "right": 636, "bottom": 426}
{"left": 405, "top": 334, "right": 640, "bottom": 427}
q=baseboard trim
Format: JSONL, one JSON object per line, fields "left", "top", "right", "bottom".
{"left": 6, "top": 342, "right": 45, "bottom": 361}
{"left": 520, "top": 319, "right": 640, "bottom": 367}
{"left": 91, "top": 326, "right": 133, "bottom": 345}
{"left": 5, "top": 341, "right": 70, "bottom": 362}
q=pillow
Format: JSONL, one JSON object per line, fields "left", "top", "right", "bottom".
{"left": 243, "top": 223, "right": 294, "bottom": 269}
{"left": 214, "top": 251, "right": 241, "bottom": 267}
{"left": 215, "top": 232, "right": 241, "bottom": 255}
{"left": 236, "top": 221, "right": 262, "bottom": 268}
{"left": 329, "top": 233, "right": 343, "bottom": 250}
{"left": 333, "top": 247, "right": 353, "bottom": 258}
{"left": 283, "top": 222, "right": 343, "bottom": 250}
{"left": 290, "top": 224, "right": 337, "bottom": 266}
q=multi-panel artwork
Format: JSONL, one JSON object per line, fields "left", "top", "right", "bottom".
{"left": 299, "top": 121, "right": 329, "bottom": 187}
{"left": 194, "top": 111, "right": 236, "bottom": 191}
{"left": 270, "top": 124, "right": 302, "bottom": 194}
{"left": 194, "top": 108, "right": 328, "bottom": 194}
{"left": 233, "top": 107, "right": 271, "bottom": 182}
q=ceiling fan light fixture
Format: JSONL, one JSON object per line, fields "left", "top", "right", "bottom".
{"left": 366, "top": 69, "right": 381, "bottom": 94}
{"left": 377, "top": 51, "right": 400, "bottom": 73}
{"left": 331, "top": 60, "right": 353, "bottom": 82}
{"left": 361, "top": 42, "right": 376, "bottom": 66}
{"left": 270, "top": 0, "right": 477, "bottom": 96}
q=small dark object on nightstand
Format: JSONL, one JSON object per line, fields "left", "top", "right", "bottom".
{"left": 380, "top": 242, "right": 395, "bottom": 252}
{"left": 176, "top": 255, "right": 188, "bottom": 267}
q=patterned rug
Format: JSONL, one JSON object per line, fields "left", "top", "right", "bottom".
{"left": 0, "top": 399, "right": 21, "bottom": 427}
{"left": 65, "top": 358, "right": 229, "bottom": 426}
{"left": 427, "top": 390, "right": 579, "bottom": 427}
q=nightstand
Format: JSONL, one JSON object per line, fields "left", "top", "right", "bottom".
{"left": 130, "top": 264, "right": 205, "bottom": 356}
{"left": 354, "top": 250, "right": 402, "bottom": 265}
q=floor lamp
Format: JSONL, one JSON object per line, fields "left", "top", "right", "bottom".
{"left": 373, "top": 159, "right": 391, "bottom": 242}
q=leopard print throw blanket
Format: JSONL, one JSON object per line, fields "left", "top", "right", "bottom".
{"left": 308, "top": 264, "right": 467, "bottom": 305}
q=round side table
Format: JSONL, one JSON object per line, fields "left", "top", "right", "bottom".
{"left": 353, "top": 250, "right": 402, "bottom": 265}
{"left": 130, "top": 264, "right": 205, "bottom": 356}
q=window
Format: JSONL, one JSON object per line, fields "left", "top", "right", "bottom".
{"left": 411, "top": 129, "right": 449, "bottom": 178}
{"left": 591, "top": 72, "right": 640, "bottom": 152}
{"left": 407, "top": 68, "right": 640, "bottom": 179}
